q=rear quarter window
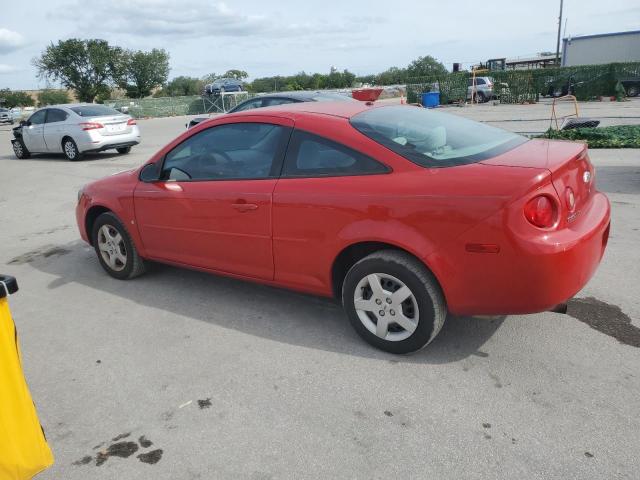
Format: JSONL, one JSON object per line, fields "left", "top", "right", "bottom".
{"left": 283, "top": 130, "right": 389, "bottom": 177}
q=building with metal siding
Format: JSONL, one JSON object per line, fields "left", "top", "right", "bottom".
{"left": 562, "top": 30, "right": 640, "bottom": 67}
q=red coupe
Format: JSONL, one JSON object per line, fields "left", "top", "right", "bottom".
{"left": 76, "top": 102, "right": 610, "bottom": 353}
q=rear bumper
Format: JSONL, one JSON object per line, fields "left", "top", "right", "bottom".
{"left": 431, "top": 192, "right": 611, "bottom": 315}
{"left": 83, "top": 140, "right": 139, "bottom": 154}
{"left": 76, "top": 128, "right": 141, "bottom": 153}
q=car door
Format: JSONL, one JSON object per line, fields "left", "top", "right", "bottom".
{"left": 22, "top": 109, "right": 47, "bottom": 152}
{"left": 134, "top": 116, "right": 293, "bottom": 280}
{"left": 272, "top": 127, "right": 390, "bottom": 291}
{"left": 42, "top": 108, "right": 69, "bottom": 152}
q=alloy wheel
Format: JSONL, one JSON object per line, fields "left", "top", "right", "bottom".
{"left": 353, "top": 273, "right": 419, "bottom": 341}
{"left": 97, "top": 224, "right": 127, "bottom": 272}
{"left": 64, "top": 141, "right": 77, "bottom": 159}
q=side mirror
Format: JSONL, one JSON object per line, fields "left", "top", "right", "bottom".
{"left": 139, "top": 162, "right": 161, "bottom": 182}
{"left": 20, "top": 120, "right": 29, "bottom": 127}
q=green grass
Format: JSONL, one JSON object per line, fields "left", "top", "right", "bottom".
{"left": 538, "top": 125, "right": 640, "bottom": 148}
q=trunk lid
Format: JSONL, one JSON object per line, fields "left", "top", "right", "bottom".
{"left": 87, "top": 114, "right": 132, "bottom": 136}
{"left": 480, "top": 138, "right": 595, "bottom": 225}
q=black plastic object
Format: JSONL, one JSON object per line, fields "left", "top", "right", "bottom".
{"left": 0, "top": 275, "right": 18, "bottom": 298}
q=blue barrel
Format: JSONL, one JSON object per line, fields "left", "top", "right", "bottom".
{"left": 420, "top": 92, "right": 440, "bottom": 108}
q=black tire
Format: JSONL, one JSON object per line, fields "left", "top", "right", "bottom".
{"left": 116, "top": 146, "right": 131, "bottom": 154}
{"left": 62, "top": 137, "right": 83, "bottom": 161}
{"left": 475, "top": 91, "right": 486, "bottom": 103}
{"left": 341, "top": 250, "right": 446, "bottom": 354}
{"left": 12, "top": 139, "right": 30, "bottom": 159}
{"left": 92, "top": 212, "right": 146, "bottom": 280}
{"left": 627, "top": 85, "right": 639, "bottom": 97}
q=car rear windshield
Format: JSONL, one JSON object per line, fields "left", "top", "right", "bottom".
{"left": 70, "top": 105, "right": 121, "bottom": 117}
{"left": 350, "top": 105, "right": 527, "bottom": 167}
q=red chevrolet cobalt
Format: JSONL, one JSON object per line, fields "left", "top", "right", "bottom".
{"left": 76, "top": 102, "right": 610, "bottom": 353}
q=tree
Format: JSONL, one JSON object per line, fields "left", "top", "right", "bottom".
{"left": 0, "top": 89, "right": 35, "bottom": 108}
{"left": 119, "top": 48, "right": 170, "bottom": 98}
{"left": 33, "top": 39, "right": 122, "bottom": 103}
{"left": 222, "top": 69, "right": 248, "bottom": 80}
{"left": 160, "top": 76, "right": 202, "bottom": 96}
{"left": 37, "top": 89, "right": 70, "bottom": 106}
{"left": 406, "top": 55, "right": 447, "bottom": 80}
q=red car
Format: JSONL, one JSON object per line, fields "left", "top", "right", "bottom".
{"left": 76, "top": 102, "right": 610, "bottom": 353}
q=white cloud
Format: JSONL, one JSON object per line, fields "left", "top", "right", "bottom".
{"left": 0, "top": 64, "right": 21, "bottom": 74}
{"left": 0, "top": 28, "right": 26, "bottom": 54}
{"left": 63, "top": 0, "right": 373, "bottom": 40}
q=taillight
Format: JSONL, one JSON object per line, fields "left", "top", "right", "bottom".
{"left": 127, "top": 119, "right": 136, "bottom": 126}
{"left": 79, "top": 122, "right": 103, "bottom": 130}
{"left": 524, "top": 195, "right": 557, "bottom": 228}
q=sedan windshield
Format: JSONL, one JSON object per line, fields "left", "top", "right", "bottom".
{"left": 350, "top": 105, "right": 527, "bottom": 167}
{"left": 70, "top": 105, "right": 121, "bottom": 117}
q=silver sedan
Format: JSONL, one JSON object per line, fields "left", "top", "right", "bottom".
{"left": 11, "top": 104, "right": 141, "bottom": 161}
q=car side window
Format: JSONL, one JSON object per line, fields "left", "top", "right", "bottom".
{"left": 45, "top": 109, "right": 68, "bottom": 123}
{"left": 161, "top": 123, "right": 288, "bottom": 181}
{"left": 29, "top": 110, "right": 47, "bottom": 125}
{"left": 262, "top": 98, "right": 296, "bottom": 107}
{"left": 282, "top": 130, "right": 389, "bottom": 177}
{"left": 475, "top": 78, "right": 486, "bottom": 85}
{"left": 232, "top": 99, "right": 263, "bottom": 112}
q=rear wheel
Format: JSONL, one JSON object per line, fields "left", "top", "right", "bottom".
{"left": 92, "top": 212, "right": 146, "bottom": 280}
{"left": 475, "top": 91, "right": 486, "bottom": 103}
{"left": 62, "top": 137, "right": 83, "bottom": 161}
{"left": 627, "top": 85, "right": 639, "bottom": 97}
{"left": 342, "top": 250, "right": 446, "bottom": 354}
{"left": 12, "top": 139, "right": 30, "bottom": 159}
{"left": 116, "top": 146, "right": 131, "bottom": 154}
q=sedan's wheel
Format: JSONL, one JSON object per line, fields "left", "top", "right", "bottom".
{"left": 92, "top": 212, "right": 146, "bottom": 280}
{"left": 62, "top": 138, "right": 83, "bottom": 161}
{"left": 627, "top": 85, "right": 639, "bottom": 97}
{"left": 116, "top": 146, "right": 131, "bottom": 154}
{"left": 12, "top": 139, "right": 30, "bottom": 159}
{"left": 342, "top": 250, "right": 446, "bottom": 354}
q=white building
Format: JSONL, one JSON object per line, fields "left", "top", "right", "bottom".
{"left": 562, "top": 30, "right": 640, "bottom": 67}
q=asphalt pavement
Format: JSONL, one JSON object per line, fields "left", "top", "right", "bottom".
{"left": 0, "top": 104, "right": 639, "bottom": 479}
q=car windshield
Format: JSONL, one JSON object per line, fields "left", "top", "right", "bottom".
{"left": 350, "top": 105, "right": 527, "bottom": 167}
{"left": 70, "top": 105, "right": 121, "bottom": 117}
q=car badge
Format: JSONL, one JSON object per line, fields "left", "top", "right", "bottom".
{"left": 583, "top": 171, "right": 591, "bottom": 183}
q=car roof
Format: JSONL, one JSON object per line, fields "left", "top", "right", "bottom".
{"left": 256, "top": 91, "right": 351, "bottom": 101}
{"left": 228, "top": 100, "right": 375, "bottom": 119}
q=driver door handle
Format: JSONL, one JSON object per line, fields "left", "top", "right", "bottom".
{"left": 232, "top": 203, "right": 258, "bottom": 212}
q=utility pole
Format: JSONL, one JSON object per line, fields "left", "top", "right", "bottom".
{"left": 555, "top": 0, "right": 564, "bottom": 66}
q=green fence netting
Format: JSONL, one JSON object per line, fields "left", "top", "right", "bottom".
{"left": 406, "top": 62, "right": 640, "bottom": 105}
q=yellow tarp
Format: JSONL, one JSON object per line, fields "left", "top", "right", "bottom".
{"left": 0, "top": 297, "right": 54, "bottom": 479}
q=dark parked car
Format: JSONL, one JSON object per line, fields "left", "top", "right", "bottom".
{"left": 187, "top": 91, "right": 355, "bottom": 128}
{"left": 204, "top": 78, "right": 244, "bottom": 96}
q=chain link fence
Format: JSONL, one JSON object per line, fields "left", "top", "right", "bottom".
{"left": 105, "top": 92, "right": 253, "bottom": 118}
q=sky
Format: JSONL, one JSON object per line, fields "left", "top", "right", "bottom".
{"left": 1, "top": 0, "right": 639, "bottom": 90}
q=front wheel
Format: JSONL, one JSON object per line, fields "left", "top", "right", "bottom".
{"left": 12, "top": 139, "right": 30, "bottom": 159}
{"left": 342, "top": 250, "right": 446, "bottom": 354}
{"left": 92, "top": 212, "right": 146, "bottom": 280}
{"left": 116, "top": 146, "right": 131, "bottom": 154}
{"left": 62, "top": 137, "right": 83, "bottom": 161}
